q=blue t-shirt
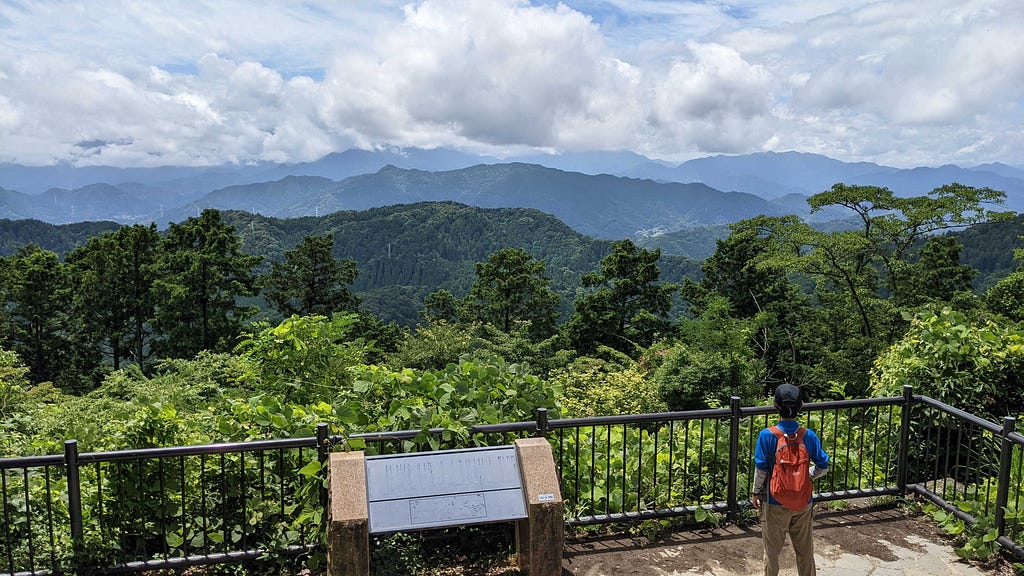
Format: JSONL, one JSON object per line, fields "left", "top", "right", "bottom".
{"left": 754, "top": 419, "right": 830, "bottom": 506}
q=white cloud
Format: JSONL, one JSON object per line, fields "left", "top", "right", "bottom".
{"left": 319, "top": 0, "right": 642, "bottom": 150}
{"left": 0, "top": 0, "right": 1021, "bottom": 167}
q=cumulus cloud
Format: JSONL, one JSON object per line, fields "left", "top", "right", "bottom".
{"left": 651, "top": 42, "right": 774, "bottom": 153}
{"left": 0, "top": 0, "right": 1022, "bottom": 167}
{"left": 320, "top": 0, "right": 644, "bottom": 151}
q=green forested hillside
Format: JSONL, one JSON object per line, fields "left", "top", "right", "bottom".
{"left": 0, "top": 199, "right": 1016, "bottom": 327}
{"left": 222, "top": 202, "right": 701, "bottom": 323}
{"left": 0, "top": 218, "right": 120, "bottom": 255}
{"left": 955, "top": 212, "right": 1024, "bottom": 289}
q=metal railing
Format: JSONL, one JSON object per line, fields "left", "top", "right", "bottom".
{"left": 3, "top": 385, "right": 1024, "bottom": 575}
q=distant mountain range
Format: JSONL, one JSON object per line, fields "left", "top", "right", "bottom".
{"left": 1, "top": 150, "right": 1021, "bottom": 241}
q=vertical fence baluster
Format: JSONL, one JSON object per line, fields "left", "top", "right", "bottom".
{"left": 962, "top": 423, "right": 974, "bottom": 501}
{"left": 683, "top": 420, "right": 691, "bottom": 507}
{"left": 927, "top": 418, "right": 938, "bottom": 495}
{"left": 604, "top": 425, "right": 611, "bottom": 517}
{"left": 996, "top": 417, "right": 1016, "bottom": 537}
{"left": 620, "top": 425, "right": 627, "bottom": 513}
{"left": 2, "top": 469, "right": 13, "bottom": 574}
{"left": 652, "top": 422, "right": 660, "bottom": 508}
{"left": 158, "top": 458, "right": 167, "bottom": 560}
{"left": 590, "top": 425, "right": 596, "bottom": 515}
{"left": 697, "top": 420, "right": 706, "bottom": 502}
{"left": 317, "top": 423, "right": 329, "bottom": 512}
{"left": 728, "top": 397, "right": 740, "bottom": 518}
{"left": 857, "top": 408, "right": 866, "bottom": 489}
{"left": 64, "top": 440, "right": 83, "bottom": 572}
{"left": 636, "top": 423, "right": 643, "bottom": 513}
{"left": 278, "top": 449, "right": 286, "bottom": 521}
{"left": 556, "top": 428, "right": 565, "bottom": 502}
{"left": 96, "top": 463, "right": 105, "bottom": 547}
{"left": 667, "top": 420, "right": 675, "bottom": 506}
{"left": 883, "top": 404, "right": 894, "bottom": 487}
{"left": 897, "top": 385, "right": 913, "bottom": 494}
{"left": 574, "top": 427, "right": 581, "bottom": 515}
{"left": 221, "top": 453, "right": 228, "bottom": 553}
{"left": 201, "top": 454, "right": 208, "bottom": 555}
{"left": 240, "top": 452, "right": 247, "bottom": 550}
{"left": 1015, "top": 442, "right": 1024, "bottom": 515}
{"left": 259, "top": 450, "right": 266, "bottom": 530}
{"left": 829, "top": 408, "right": 839, "bottom": 492}
{"left": 870, "top": 407, "right": 879, "bottom": 490}
{"left": 45, "top": 465, "right": 56, "bottom": 570}
{"left": 21, "top": 468, "right": 34, "bottom": 572}
{"left": 941, "top": 425, "right": 954, "bottom": 500}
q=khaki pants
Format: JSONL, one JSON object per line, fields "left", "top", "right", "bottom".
{"left": 761, "top": 502, "right": 816, "bottom": 576}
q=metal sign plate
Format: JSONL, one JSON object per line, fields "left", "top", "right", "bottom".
{"left": 365, "top": 445, "right": 527, "bottom": 534}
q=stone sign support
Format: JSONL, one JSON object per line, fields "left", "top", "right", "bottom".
{"left": 327, "top": 451, "right": 369, "bottom": 576}
{"left": 514, "top": 437, "right": 564, "bottom": 576}
{"left": 326, "top": 441, "right": 563, "bottom": 575}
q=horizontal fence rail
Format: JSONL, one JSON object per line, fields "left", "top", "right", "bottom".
{"left": 3, "top": 385, "right": 1024, "bottom": 575}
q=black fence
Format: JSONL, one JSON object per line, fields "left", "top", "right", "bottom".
{"left": 3, "top": 386, "right": 1024, "bottom": 575}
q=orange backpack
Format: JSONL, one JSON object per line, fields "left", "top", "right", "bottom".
{"left": 768, "top": 426, "right": 812, "bottom": 510}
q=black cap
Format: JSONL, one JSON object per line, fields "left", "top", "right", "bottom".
{"left": 774, "top": 383, "right": 803, "bottom": 415}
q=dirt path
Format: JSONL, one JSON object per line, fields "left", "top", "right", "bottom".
{"left": 562, "top": 503, "right": 1016, "bottom": 576}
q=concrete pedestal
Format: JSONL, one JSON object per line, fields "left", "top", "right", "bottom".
{"left": 326, "top": 451, "right": 369, "bottom": 576}
{"left": 514, "top": 438, "right": 564, "bottom": 576}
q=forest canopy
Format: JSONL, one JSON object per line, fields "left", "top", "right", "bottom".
{"left": 0, "top": 182, "right": 1022, "bottom": 461}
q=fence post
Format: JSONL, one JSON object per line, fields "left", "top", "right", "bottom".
{"left": 63, "top": 440, "right": 83, "bottom": 571}
{"left": 317, "top": 423, "right": 330, "bottom": 509}
{"left": 995, "top": 416, "right": 1016, "bottom": 538}
{"left": 728, "top": 396, "right": 741, "bottom": 519}
{"left": 535, "top": 408, "right": 548, "bottom": 438}
{"left": 896, "top": 385, "right": 913, "bottom": 495}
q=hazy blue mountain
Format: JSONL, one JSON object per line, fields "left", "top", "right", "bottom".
{"left": 622, "top": 151, "right": 1024, "bottom": 212}
{"left": 254, "top": 148, "right": 503, "bottom": 182}
{"left": 509, "top": 150, "right": 671, "bottom": 175}
{"left": 0, "top": 162, "right": 276, "bottom": 196}
{"left": 625, "top": 151, "right": 896, "bottom": 198}
{"left": 848, "top": 166, "right": 1024, "bottom": 211}
{"left": 186, "top": 163, "right": 787, "bottom": 240}
{"left": 970, "top": 162, "right": 1024, "bottom": 180}
{"left": 2, "top": 149, "right": 1021, "bottom": 235}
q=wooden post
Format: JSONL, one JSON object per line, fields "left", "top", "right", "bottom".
{"left": 327, "top": 451, "right": 369, "bottom": 576}
{"left": 514, "top": 438, "right": 563, "bottom": 576}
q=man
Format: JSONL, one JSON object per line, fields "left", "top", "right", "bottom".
{"left": 751, "top": 383, "right": 830, "bottom": 576}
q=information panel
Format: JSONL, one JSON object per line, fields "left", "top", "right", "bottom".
{"left": 364, "top": 445, "right": 527, "bottom": 534}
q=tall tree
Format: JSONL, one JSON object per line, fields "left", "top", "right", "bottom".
{"left": 899, "top": 235, "right": 976, "bottom": 307}
{"left": 422, "top": 289, "right": 461, "bottom": 324}
{"left": 464, "top": 248, "right": 559, "bottom": 339}
{"left": 697, "top": 217, "right": 803, "bottom": 318}
{"left": 752, "top": 183, "right": 1007, "bottom": 396}
{"left": 263, "top": 233, "right": 360, "bottom": 317}
{"left": 566, "top": 239, "right": 677, "bottom": 353}
{"left": 67, "top": 224, "right": 160, "bottom": 370}
{"left": 3, "top": 245, "right": 95, "bottom": 387}
{"left": 684, "top": 217, "right": 820, "bottom": 391}
{"left": 152, "top": 210, "right": 262, "bottom": 359}
{"left": 765, "top": 184, "right": 1008, "bottom": 341}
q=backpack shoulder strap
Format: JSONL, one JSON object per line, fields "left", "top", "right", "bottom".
{"left": 769, "top": 426, "right": 785, "bottom": 439}
{"left": 794, "top": 426, "right": 806, "bottom": 440}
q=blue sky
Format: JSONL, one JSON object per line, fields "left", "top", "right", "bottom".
{"left": 0, "top": 0, "right": 1021, "bottom": 168}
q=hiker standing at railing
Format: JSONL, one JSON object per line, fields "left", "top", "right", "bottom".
{"left": 751, "top": 383, "right": 830, "bottom": 576}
